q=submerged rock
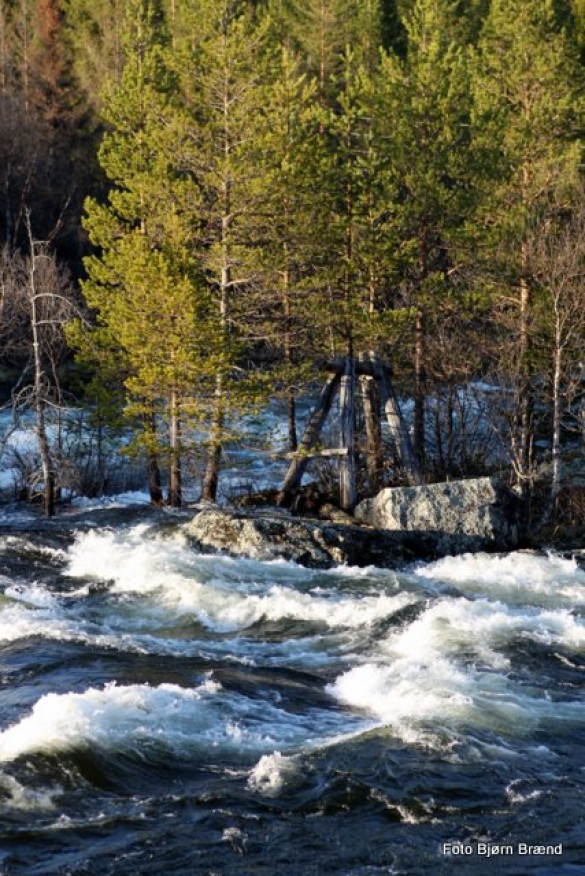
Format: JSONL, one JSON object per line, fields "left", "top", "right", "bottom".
{"left": 354, "top": 476, "right": 521, "bottom": 554}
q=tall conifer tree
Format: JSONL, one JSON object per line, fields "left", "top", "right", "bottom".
{"left": 77, "top": 0, "right": 209, "bottom": 505}
{"left": 251, "top": 40, "right": 324, "bottom": 448}
{"left": 472, "top": 0, "right": 584, "bottom": 493}
{"left": 62, "top": 0, "right": 126, "bottom": 108}
{"left": 377, "top": 0, "right": 475, "bottom": 469}
{"left": 167, "top": 0, "right": 272, "bottom": 500}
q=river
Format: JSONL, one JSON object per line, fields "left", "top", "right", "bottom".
{"left": 0, "top": 505, "right": 583, "bottom": 875}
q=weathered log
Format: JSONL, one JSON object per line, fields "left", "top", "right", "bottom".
{"left": 360, "top": 373, "right": 384, "bottom": 492}
{"left": 278, "top": 372, "right": 341, "bottom": 506}
{"left": 372, "top": 355, "right": 423, "bottom": 486}
{"left": 279, "top": 447, "right": 348, "bottom": 460}
{"left": 325, "top": 355, "right": 392, "bottom": 378}
{"left": 339, "top": 357, "right": 357, "bottom": 512}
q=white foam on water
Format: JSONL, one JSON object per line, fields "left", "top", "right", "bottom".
{"left": 0, "top": 677, "right": 354, "bottom": 764}
{"left": 6, "top": 518, "right": 585, "bottom": 762}
{"left": 65, "top": 526, "right": 416, "bottom": 634}
{"left": 415, "top": 551, "right": 585, "bottom": 608}
{"left": 0, "top": 598, "right": 72, "bottom": 645}
{"left": 385, "top": 596, "right": 585, "bottom": 664}
{"left": 505, "top": 779, "right": 543, "bottom": 805}
{"left": 0, "top": 535, "right": 67, "bottom": 562}
{"left": 328, "top": 593, "right": 585, "bottom": 746}
{"left": 0, "top": 679, "right": 210, "bottom": 762}
{"left": 329, "top": 656, "right": 584, "bottom": 746}
{"left": 247, "top": 751, "right": 298, "bottom": 795}
{"left": 0, "top": 770, "right": 59, "bottom": 811}
{"left": 4, "top": 581, "right": 60, "bottom": 609}
{"left": 0, "top": 580, "right": 131, "bottom": 650}
{"left": 0, "top": 573, "right": 353, "bottom": 666}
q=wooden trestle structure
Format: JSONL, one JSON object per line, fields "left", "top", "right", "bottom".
{"left": 278, "top": 353, "right": 423, "bottom": 512}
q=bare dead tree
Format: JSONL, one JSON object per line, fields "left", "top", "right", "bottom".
{"left": 528, "top": 196, "right": 585, "bottom": 522}
{"left": 0, "top": 215, "right": 78, "bottom": 514}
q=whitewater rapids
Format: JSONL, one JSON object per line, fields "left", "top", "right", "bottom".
{"left": 0, "top": 513, "right": 583, "bottom": 874}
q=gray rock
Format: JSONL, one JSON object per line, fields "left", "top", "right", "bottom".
{"left": 181, "top": 478, "right": 522, "bottom": 569}
{"left": 181, "top": 506, "right": 425, "bottom": 569}
{"left": 354, "top": 477, "right": 521, "bottom": 553}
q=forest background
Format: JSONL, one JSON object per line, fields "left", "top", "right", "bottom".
{"left": 0, "top": 0, "right": 584, "bottom": 525}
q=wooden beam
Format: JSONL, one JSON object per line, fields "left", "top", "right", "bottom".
{"left": 279, "top": 447, "right": 348, "bottom": 460}
{"left": 324, "top": 355, "right": 392, "bottom": 378}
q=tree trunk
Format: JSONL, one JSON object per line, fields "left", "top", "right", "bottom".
{"left": 549, "top": 314, "right": 563, "bottom": 520}
{"left": 339, "top": 356, "right": 356, "bottom": 512}
{"left": 96, "top": 416, "right": 106, "bottom": 496}
{"left": 413, "top": 306, "right": 426, "bottom": 470}
{"left": 168, "top": 387, "right": 182, "bottom": 507}
{"left": 287, "top": 392, "right": 298, "bottom": 452}
{"left": 518, "top": 267, "right": 533, "bottom": 498}
{"left": 202, "top": 70, "right": 232, "bottom": 502}
{"left": 202, "top": 373, "right": 224, "bottom": 502}
{"left": 145, "top": 410, "right": 162, "bottom": 504}
{"left": 27, "top": 222, "right": 54, "bottom": 517}
{"left": 282, "top": 257, "right": 297, "bottom": 451}
{"left": 36, "top": 391, "right": 55, "bottom": 516}
{"left": 148, "top": 453, "right": 163, "bottom": 505}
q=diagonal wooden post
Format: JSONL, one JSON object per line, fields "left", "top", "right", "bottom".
{"left": 339, "top": 356, "right": 357, "bottom": 511}
{"left": 277, "top": 372, "right": 341, "bottom": 506}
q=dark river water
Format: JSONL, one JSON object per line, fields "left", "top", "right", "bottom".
{"left": 0, "top": 506, "right": 584, "bottom": 876}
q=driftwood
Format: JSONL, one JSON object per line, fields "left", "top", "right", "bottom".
{"left": 375, "top": 364, "right": 423, "bottom": 486}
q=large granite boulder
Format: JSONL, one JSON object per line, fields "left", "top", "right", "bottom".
{"left": 181, "top": 506, "right": 429, "bottom": 569}
{"left": 354, "top": 477, "right": 521, "bottom": 553}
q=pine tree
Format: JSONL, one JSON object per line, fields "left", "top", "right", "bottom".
{"left": 377, "top": 0, "right": 476, "bottom": 469}
{"left": 250, "top": 41, "right": 324, "bottom": 449}
{"left": 572, "top": 0, "right": 585, "bottom": 56}
{"left": 168, "top": 0, "right": 272, "bottom": 500}
{"left": 61, "top": 0, "right": 126, "bottom": 109}
{"left": 77, "top": 0, "right": 210, "bottom": 506}
{"left": 271, "top": 0, "right": 382, "bottom": 99}
{"left": 315, "top": 46, "right": 392, "bottom": 359}
{"left": 472, "top": 0, "right": 584, "bottom": 494}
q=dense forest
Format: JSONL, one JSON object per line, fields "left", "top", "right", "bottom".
{"left": 0, "top": 0, "right": 584, "bottom": 522}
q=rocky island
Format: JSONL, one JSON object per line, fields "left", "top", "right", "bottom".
{"left": 182, "top": 476, "right": 523, "bottom": 569}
